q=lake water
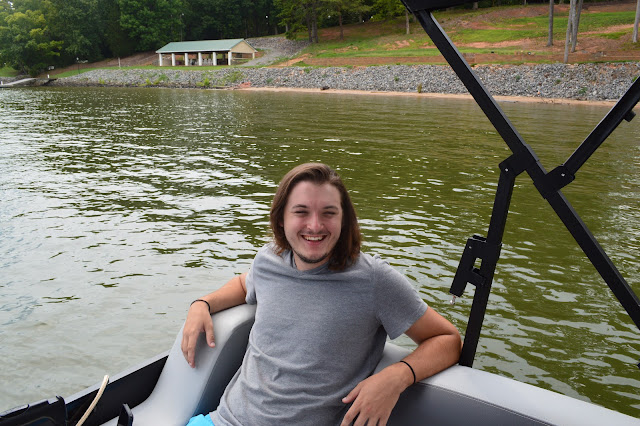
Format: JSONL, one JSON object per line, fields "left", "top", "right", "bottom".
{"left": 1, "top": 86, "right": 639, "bottom": 418}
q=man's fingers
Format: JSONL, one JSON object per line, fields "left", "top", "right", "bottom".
{"left": 181, "top": 334, "right": 190, "bottom": 363}
{"left": 342, "top": 383, "right": 360, "bottom": 404}
{"left": 204, "top": 319, "right": 215, "bottom": 348}
{"left": 354, "top": 413, "right": 374, "bottom": 426}
{"left": 187, "top": 343, "right": 196, "bottom": 368}
{"left": 181, "top": 333, "right": 196, "bottom": 368}
{"left": 340, "top": 385, "right": 361, "bottom": 426}
{"left": 340, "top": 406, "right": 357, "bottom": 426}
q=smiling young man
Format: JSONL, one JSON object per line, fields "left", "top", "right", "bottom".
{"left": 182, "top": 163, "right": 461, "bottom": 426}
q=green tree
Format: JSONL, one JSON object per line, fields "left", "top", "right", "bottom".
{"left": 275, "top": 0, "right": 324, "bottom": 42}
{"left": 102, "top": 0, "right": 136, "bottom": 58}
{"left": 118, "top": 0, "right": 183, "bottom": 51}
{"left": 0, "top": 1, "right": 10, "bottom": 66}
{"left": 241, "top": 0, "right": 279, "bottom": 37}
{"left": 275, "top": 0, "right": 304, "bottom": 37}
{"left": 0, "top": 7, "right": 63, "bottom": 75}
{"left": 371, "top": 0, "right": 404, "bottom": 20}
{"left": 48, "top": 0, "right": 104, "bottom": 62}
{"left": 326, "top": 0, "right": 369, "bottom": 40}
{"left": 182, "top": 0, "right": 243, "bottom": 40}
{"left": 0, "top": 0, "right": 11, "bottom": 16}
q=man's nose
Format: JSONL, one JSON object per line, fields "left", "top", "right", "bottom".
{"left": 307, "top": 212, "right": 322, "bottom": 231}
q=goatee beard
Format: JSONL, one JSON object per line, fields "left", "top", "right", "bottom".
{"left": 293, "top": 249, "right": 330, "bottom": 266}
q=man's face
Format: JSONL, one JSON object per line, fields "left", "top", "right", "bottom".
{"left": 282, "top": 180, "right": 343, "bottom": 271}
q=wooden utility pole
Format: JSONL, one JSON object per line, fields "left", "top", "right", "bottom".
{"left": 634, "top": 0, "right": 640, "bottom": 43}
{"left": 548, "top": 0, "right": 554, "bottom": 47}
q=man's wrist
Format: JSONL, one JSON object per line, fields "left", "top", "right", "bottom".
{"left": 399, "top": 360, "right": 417, "bottom": 385}
{"left": 381, "top": 362, "right": 415, "bottom": 391}
{"left": 190, "top": 299, "right": 212, "bottom": 314}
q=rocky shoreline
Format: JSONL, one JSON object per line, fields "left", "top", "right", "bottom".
{"left": 43, "top": 62, "right": 640, "bottom": 101}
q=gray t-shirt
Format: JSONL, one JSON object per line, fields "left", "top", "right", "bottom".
{"left": 211, "top": 244, "right": 428, "bottom": 426}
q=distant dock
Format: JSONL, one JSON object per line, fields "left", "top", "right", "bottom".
{"left": 0, "top": 78, "right": 57, "bottom": 88}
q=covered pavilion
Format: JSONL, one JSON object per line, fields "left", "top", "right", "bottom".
{"left": 156, "top": 39, "right": 257, "bottom": 67}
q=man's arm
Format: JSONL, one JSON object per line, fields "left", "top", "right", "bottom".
{"left": 341, "top": 308, "right": 461, "bottom": 426}
{"left": 181, "top": 273, "right": 248, "bottom": 368}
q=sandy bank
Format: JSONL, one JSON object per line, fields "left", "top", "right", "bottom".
{"left": 237, "top": 86, "right": 622, "bottom": 107}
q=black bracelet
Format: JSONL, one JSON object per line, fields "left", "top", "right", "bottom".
{"left": 399, "top": 360, "right": 416, "bottom": 385}
{"left": 190, "top": 299, "right": 211, "bottom": 314}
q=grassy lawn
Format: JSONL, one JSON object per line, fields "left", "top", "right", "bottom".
{"left": 445, "top": 10, "right": 637, "bottom": 43}
{"left": 495, "top": 10, "right": 635, "bottom": 33}
{"left": 293, "top": 5, "right": 637, "bottom": 61}
{"left": 0, "top": 66, "right": 19, "bottom": 77}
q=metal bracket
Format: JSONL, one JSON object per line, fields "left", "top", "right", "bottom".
{"left": 450, "top": 235, "right": 497, "bottom": 301}
{"left": 536, "top": 165, "right": 576, "bottom": 199}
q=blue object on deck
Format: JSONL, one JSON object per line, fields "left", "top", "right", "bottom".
{"left": 186, "top": 414, "right": 214, "bottom": 426}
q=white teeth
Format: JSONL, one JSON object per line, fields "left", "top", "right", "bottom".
{"left": 304, "top": 236, "right": 324, "bottom": 241}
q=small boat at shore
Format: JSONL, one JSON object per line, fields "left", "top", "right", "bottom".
{"left": 2, "top": 1, "right": 639, "bottom": 425}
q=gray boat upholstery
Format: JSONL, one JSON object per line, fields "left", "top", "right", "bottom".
{"left": 103, "top": 305, "right": 639, "bottom": 426}
{"left": 102, "top": 304, "right": 257, "bottom": 426}
{"left": 377, "top": 344, "right": 639, "bottom": 426}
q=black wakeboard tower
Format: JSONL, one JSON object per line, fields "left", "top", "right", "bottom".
{"left": 399, "top": 0, "right": 640, "bottom": 368}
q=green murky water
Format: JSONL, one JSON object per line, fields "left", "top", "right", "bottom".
{"left": 1, "top": 86, "right": 638, "bottom": 417}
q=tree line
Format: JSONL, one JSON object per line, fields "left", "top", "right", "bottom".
{"left": 1, "top": 0, "right": 638, "bottom": 76}
{"left": 0, "top": 0, "right": 400, "bottom": 75}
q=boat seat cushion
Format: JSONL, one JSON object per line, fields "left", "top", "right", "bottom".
{"left": 102, "top": 304, "right": 256, "bottom": 426}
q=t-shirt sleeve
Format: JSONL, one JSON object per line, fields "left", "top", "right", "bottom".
{"left": 373, "top": 256, "right": 428, "bottom": 340}
{"left": 245, "top": 263, "right": 256, "bottom": 305}
{"left": 244, "top": 249, "right": 262, "bottom": 305}
{"left": 245, "top": 243, "right": 284, "bottom": 305}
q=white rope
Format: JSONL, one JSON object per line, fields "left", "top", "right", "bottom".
{"left": 76, "top": 375, "right": 110, "bottom": 426}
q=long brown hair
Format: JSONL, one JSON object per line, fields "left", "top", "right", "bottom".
{"left": 270, "top": 163, "right": 361, "bottom": 271}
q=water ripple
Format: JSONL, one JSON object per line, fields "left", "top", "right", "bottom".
{"left": 0, "top": 87, "right": 638, "bottom": 417}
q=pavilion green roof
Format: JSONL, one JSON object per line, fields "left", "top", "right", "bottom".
{"left": 156, "top": 39, "right": 253, "bottom": 53}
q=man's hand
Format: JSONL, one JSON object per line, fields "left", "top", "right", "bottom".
{"left": 180, "top": 301, "right": 215, "bottom": 368}
{"left": 179, "top": 273, "right": 249, "bottom": 368}
{"left": 340, "top": 363, "right": 412, "bottom": 426}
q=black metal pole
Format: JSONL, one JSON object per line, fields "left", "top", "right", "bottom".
{"left": 564, "top": 77, "right": 640, "bottom": 175}
{"left": 458, "top": 163, "right": 516, "bottom": 367}
{"left": 414, "top": 10, "right": 540, "bottom": 169}
{"left": 413, "top": 9, "right": 640, "bottom": 347}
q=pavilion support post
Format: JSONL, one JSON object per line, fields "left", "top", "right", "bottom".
{"left": 252, "top": 52, "right": 255, "bottom": 59}
{"left": 198, "top": 52, "right": 203, "bottom": 66}
{"left": 185, "top": 53, "right": 189, "bottom": 66}
{"left": 228, "top": 52, "right": 232, "bottom": 66}
{"left": 158, "top": 54, "right": 163, "bottom": 66}
{"left": 171, "top": 54, "right": 176, "bottom": 67}
{"left": 213, "top": 52, "right": 218, "bottom": 66}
